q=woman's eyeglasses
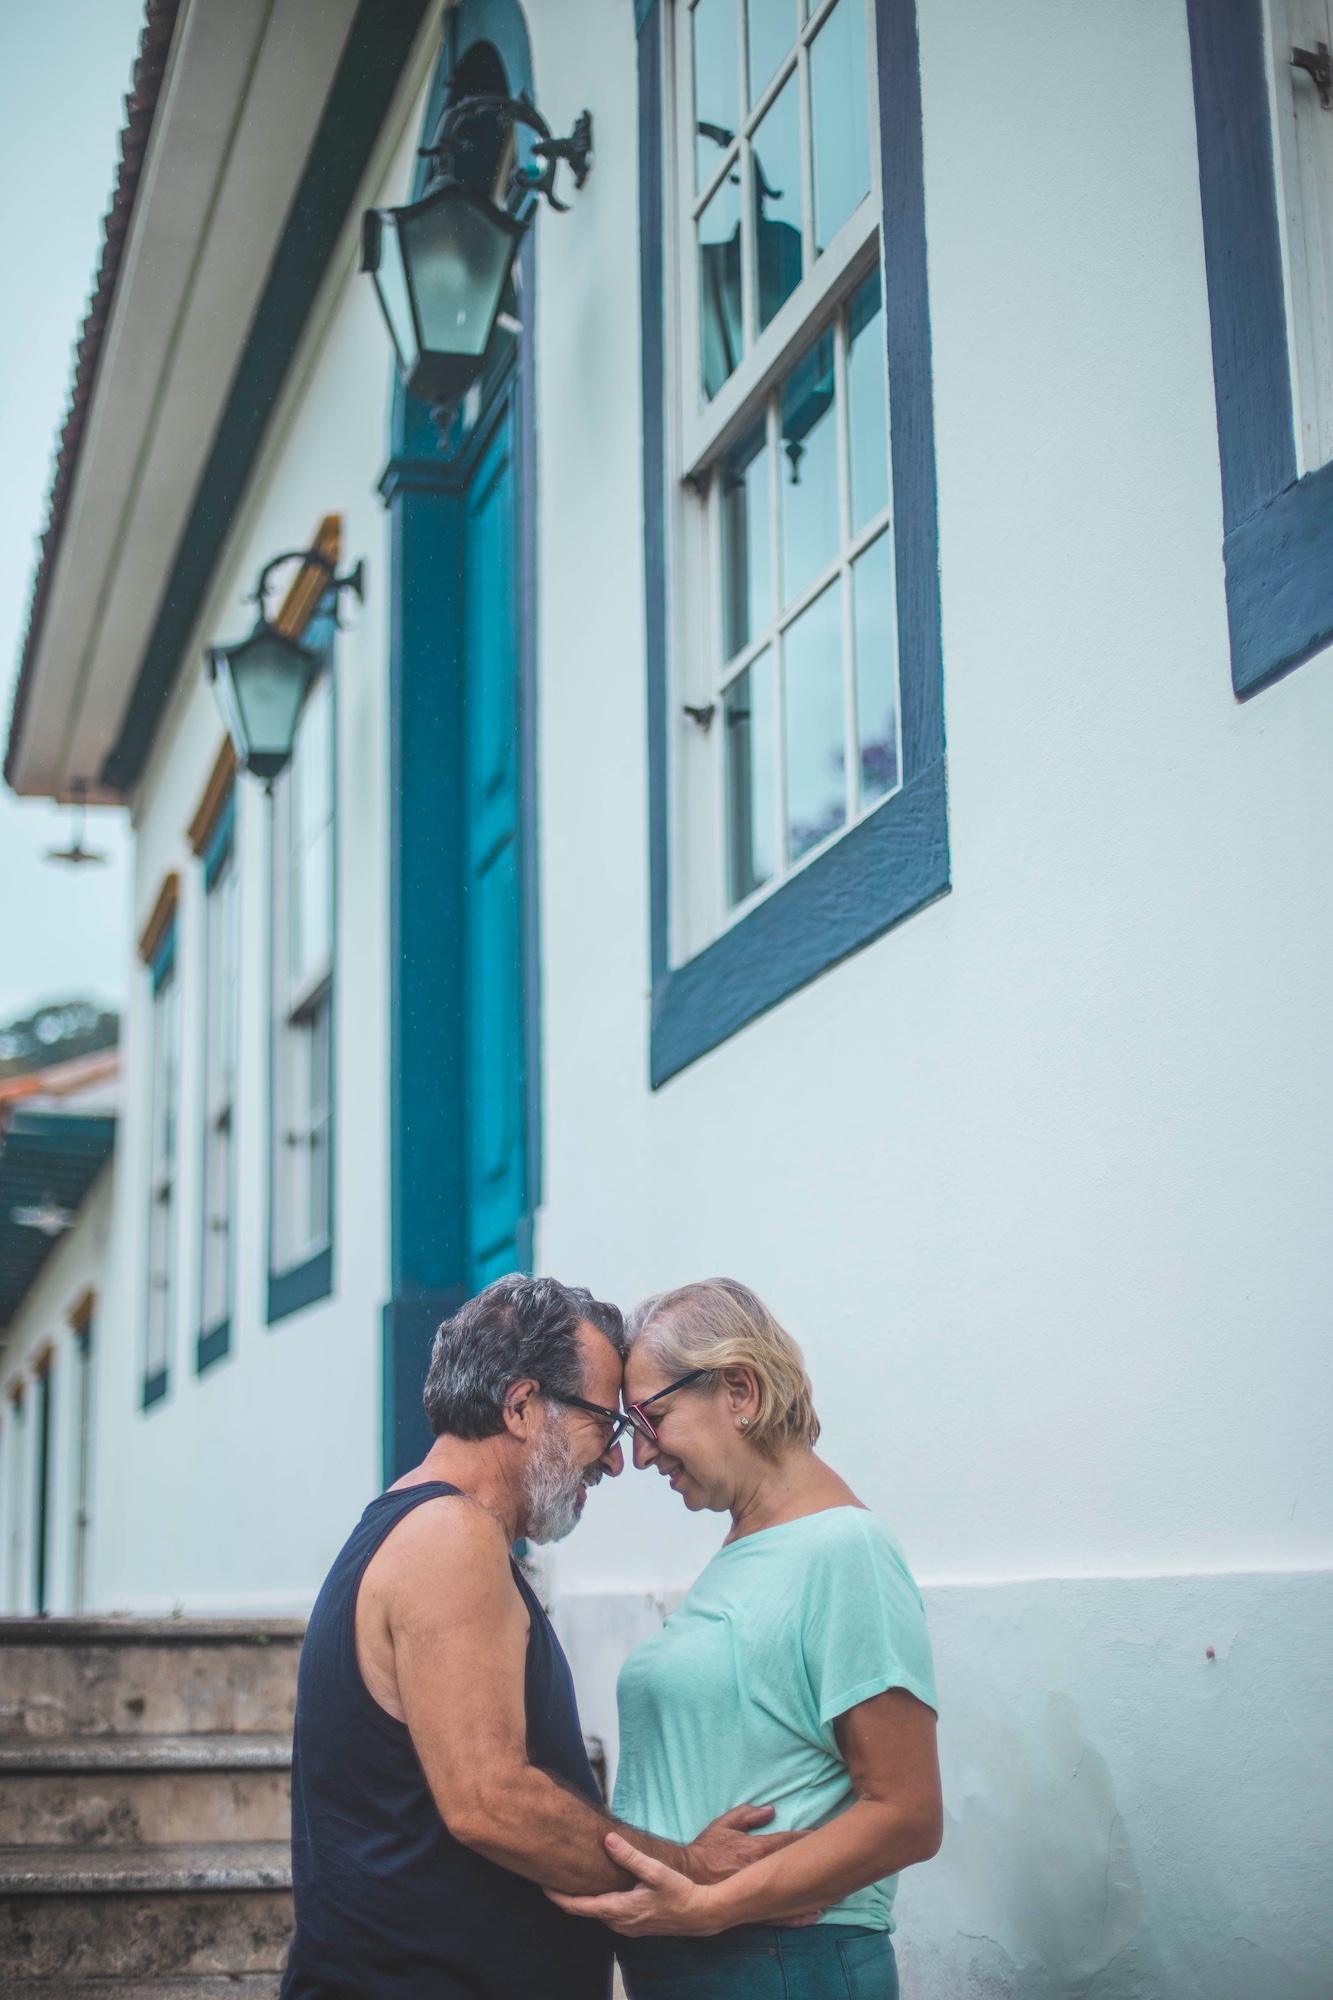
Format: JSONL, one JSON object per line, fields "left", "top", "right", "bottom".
{"left": 546, "top": 1369, "right": 710, "bottom": 1447}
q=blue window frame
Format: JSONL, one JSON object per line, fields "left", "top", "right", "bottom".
{"left": 637, "top": 0, "right": 948, "bottom": 1085}
{"left": 198, "top": 788, "right": 237, "bottom": 1372}
{"left": 1187, "top": 0, "right": 1333, "bottom": 696}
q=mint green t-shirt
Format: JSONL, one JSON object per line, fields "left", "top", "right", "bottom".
{"left": 612, "top": 1506, "right": 937, "bottom": 1932}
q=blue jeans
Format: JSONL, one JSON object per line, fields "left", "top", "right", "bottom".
{"left": 619, "top": 1925, "right": 898, "bottom": 1999}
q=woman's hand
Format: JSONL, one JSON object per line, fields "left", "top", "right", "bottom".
{"left": 546, "top": 1831, "right": 719, "bottom": 1936}
{"left": 546, "top": 1832, "right": 825, "bottom": 1936}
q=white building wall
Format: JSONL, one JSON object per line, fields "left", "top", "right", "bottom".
{"left": 0, "top": 1166, "right": 112, "bottom": 1616}
{"left": 43, "top": 0, "right": 1330, "bottom": 1989}
{"left": 520, "top": 0, "right": 1333, "bottom": 1992}
{"left": 84, "top": 49, "right": 438, "bottom": 1616}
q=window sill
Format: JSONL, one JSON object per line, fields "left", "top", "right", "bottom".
{"left": 196, "top": 1319, "right": 231, "bottom": 1375}
{"left": 651, "top": 753, "right": 948, "bottom": 1085}
{"left": 141, "top": 1368, "right": 169, "bottom": 1412}
{"left": 267, "top": 1245, "right": 333, "bottom": 1325}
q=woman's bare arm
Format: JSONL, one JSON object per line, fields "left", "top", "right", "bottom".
{"left": 546, "top": 1686, "right": 942, "bottom": 1935}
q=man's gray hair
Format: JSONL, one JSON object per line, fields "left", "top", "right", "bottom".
{"left": 423, "top": 1274, "right": 624, "bottom": 1440}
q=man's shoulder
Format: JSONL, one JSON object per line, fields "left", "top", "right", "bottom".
{"left": 377, "top": 1489, "right": 511, "bottom": 1565}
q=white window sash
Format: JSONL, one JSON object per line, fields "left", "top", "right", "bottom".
{"left": 1268, "top": 0, "right": 1333, "bottom": 473}
{"left": 666, "top": 0, "right": 890, "bottom": 965}
{"left": 673, "top": 0, "right": 881, "bottom": 476}
{"left": 270, "top": 674, "right": 334, "bottom": 1274}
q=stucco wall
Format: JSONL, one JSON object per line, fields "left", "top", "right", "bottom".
{"left": 84, "top": 37, "right": 440, "bottom": 1616}
{"left": 53, "top": 0, "right": 1333, "bottom": 1988}
{"left": 525, "top": 0, "right": 1333, "bottom": 1990}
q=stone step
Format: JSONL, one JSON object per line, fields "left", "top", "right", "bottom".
{"left": 0, "top": 1843, "right": 292, "bottom": 1981}
{"left": 0, "top": 1620, "right": 304, "bottom": 1741}
{"left": 0, "top": 1735, "right": 292, "bottom": 1846}
{"left": 6, "top": 1980, "right": 279, "bottom": 1999}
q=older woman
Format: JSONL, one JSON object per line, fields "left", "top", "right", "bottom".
{"left": 549, "top": 1279, "right": 942, "bottom": 1999}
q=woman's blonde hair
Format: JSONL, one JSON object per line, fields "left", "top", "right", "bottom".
{"left": 626, "top": 1278, "right": 820, "bottom": 1455}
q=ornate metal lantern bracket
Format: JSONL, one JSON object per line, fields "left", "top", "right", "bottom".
{"left": 248, "top": 549, "right": 366, "bottom": 630}
{"left": 419, "top": 91, "right": 593, "bottom": 213}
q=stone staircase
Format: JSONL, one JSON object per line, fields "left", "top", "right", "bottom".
{"left": 0, "top": 1617, "right": 303, "bottom": 1996}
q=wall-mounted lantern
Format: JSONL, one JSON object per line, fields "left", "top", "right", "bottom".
{"left": 206, "top": 547, "right": 364, "bottom": 785}
{"left": 361, "top": 91, "right": 592, "bottom": 430}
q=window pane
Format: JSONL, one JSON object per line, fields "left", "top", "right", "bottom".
{"left": 202, "top": 1121, "right": 230, "bottom": 1332}
{"left": 811, "top": 0, "right": 869, "bottom": 252}
{"left": 724, "top": 653, "right": 778, "bottom": 902}
{"left": 147, "top": 1193, "right": 172, "bottom": 1378}
{"left": 752, "top": 70, "right": 803, "bottom": 333}
{"left": 852, "top": 530, "right": 899, "bottom": 806}
{"left": 693, "top": 0, "right": 740, "bottom": 192}
{"left": 779, "top": 330, "right": 839, "bottom": 604}
{"left": 722, "top": 424, "right": 772, "bottom": 658}
{"left": 847, "top": 269, "right": 889, "bottom": 530}
{"left": 161, "top": 978, "right": 179, "bottom": 1172}
{"left": 699, "top": 173, "right": 744, "bottom": 400}
{"left": 307, "top": 998, "right": 332, "bottom": 1248}
{"left": 783, "top": 580, "right": 845, "bottom": 860}
{"left": 290, "top": 680, "right": 333, "bottom": 993}
{"left": 295, "top": 680, "right": 331, "bottom": 853}
{"left": 223, "top": 861, "right": 240, "bottom": 1091}
{"left": 297, "top": 823, "right": 333, "bottom": 995}
{"left": 747, "top": 0, "right": 795, "bottom": 105}
{"left": 274, "top": 1044, "right": 300, "bottom": 1269}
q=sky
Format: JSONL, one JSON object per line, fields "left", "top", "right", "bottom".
{"left": 0, "top": 0, "right": 148, "bottom": 1024}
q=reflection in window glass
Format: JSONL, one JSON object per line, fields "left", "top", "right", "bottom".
{"left": 722, "top": 426, "right": 772, "bottom": 659}
{"left": 699, "top": 173, "right": 744, "bottom": 400}
{"left": 271, "top": 659, "right": 335, "bottom": 1276}
{"left": 307, "top": 995, "right": 332, "bottom": 1246}
{"left": 693, "top": 0, "right": 740, "bottom": 191}
{"left": 783, "top": 582, "right": 845, "bottom": 860}
{"left": 847, "top": 269, "right": 889, "bottom": 531}
{"left": 811, "top": 0, "right": 869, "bottom": 252}
{"left": 290, "top": 677, "right": 333, "bottom": 995}
{"left": 201, "top": 835, "right": 238, "bottom": 1340}
{"left": 747, "top": 0, "right": 795, "bottom": 106}
{"left": 725, "top": 654, "right": 778, "bottom": 903}
{"left": 145, "top": 954, "right": 179, "bottom": 1390}
{"left": 853, "top": 531, "right": 899, "bottom": 807}
{"left": 752, "top": 70, "right": 803, "bottom": 333}
{"left": 780, "top": 331, "right": 839, "bottom": 604}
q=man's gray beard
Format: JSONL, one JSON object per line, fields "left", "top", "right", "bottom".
{"left": 524, "top": 1420, "right": 586, "bottom": 1545}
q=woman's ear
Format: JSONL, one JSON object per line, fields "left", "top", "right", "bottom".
{"left": 721, "top": 1366, "right": 760, "bottom": 1419}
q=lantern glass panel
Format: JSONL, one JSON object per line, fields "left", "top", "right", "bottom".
{"left": 228, "top": 632, "right": 315, "bottom": 771}
{"left": 401, "top": 188, "right": 516, "bottom": 363}
{"left": 372, "top": 214, "right": 418, "bottom": 371}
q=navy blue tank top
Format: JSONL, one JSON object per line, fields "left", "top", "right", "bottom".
{"left": 281, "top": 1481, "right": 612, "bottom": 1999}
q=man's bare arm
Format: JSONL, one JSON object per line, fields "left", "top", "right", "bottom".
{"left": 388, "top": 1499, "right": 795, "bottom": 1894}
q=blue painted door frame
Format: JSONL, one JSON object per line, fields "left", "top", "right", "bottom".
{"left": 380, "top": 6, "right": 540, "bottom": 1484}
{"left": 462, "top": 400, "right": 529, "bottom": 1289}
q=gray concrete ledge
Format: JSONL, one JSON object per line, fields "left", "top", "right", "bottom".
{"left": 0, "top": 1620, "right": 305, "bottom": 1646}
{"left": 0, "top": 1733, "right": 292, "bottom": 1773}
{"left": 6, "top": 1982, "right": 280, "bottom": 1999}
{"left": 0, "top": 1841, "right": 292, "bottom": 1895}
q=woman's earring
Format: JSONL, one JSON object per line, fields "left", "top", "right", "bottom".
{"left": 737, "top": 1416, "right": 751, "bottom": 1430}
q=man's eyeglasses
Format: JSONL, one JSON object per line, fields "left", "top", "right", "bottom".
{"left": 546, "top": 1370, "right": 710, "bottom": 1447}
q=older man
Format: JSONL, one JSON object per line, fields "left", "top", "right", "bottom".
{"left": 282, "top": 1274, "right": 794, "bottom": 2000}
